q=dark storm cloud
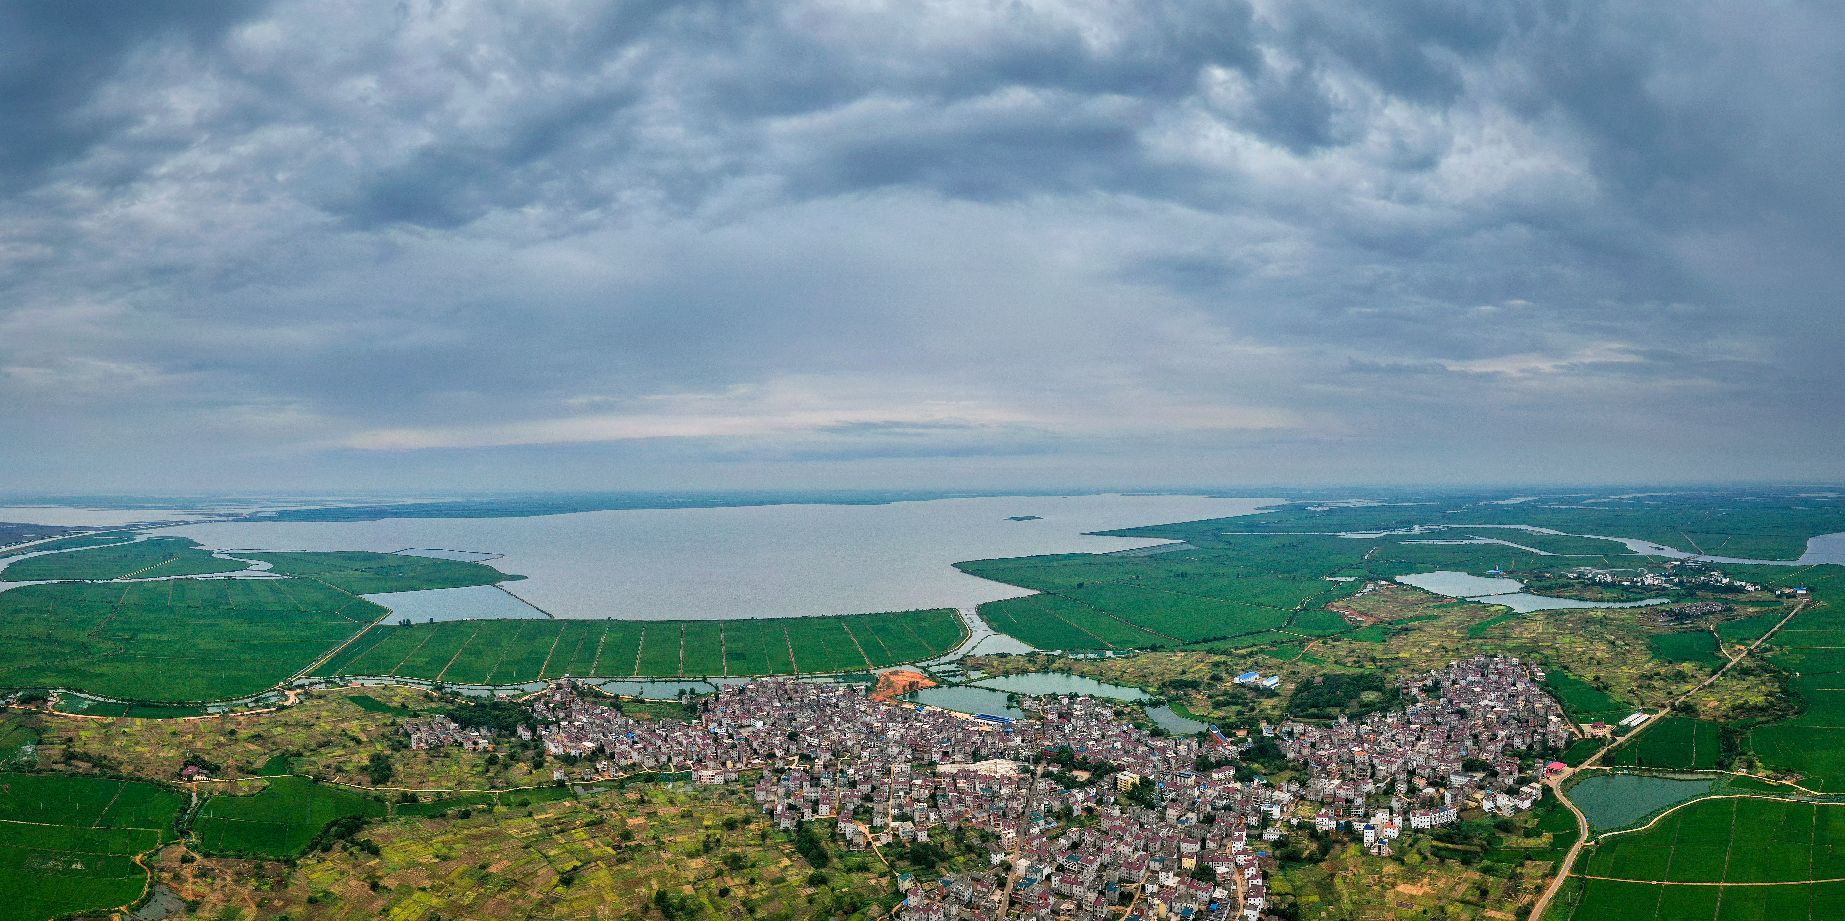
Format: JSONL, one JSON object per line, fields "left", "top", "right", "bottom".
{"left": 0, "top": 0, "right": 1840, "bottom": 493}
{"left": 0, "top": 2, "right": 271, "bottom": 190}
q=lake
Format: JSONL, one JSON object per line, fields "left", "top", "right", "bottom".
{"left": 160, "top": 494, "right": 1273, "bottom": 620}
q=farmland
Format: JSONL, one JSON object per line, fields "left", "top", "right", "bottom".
{"left": 1606, "top": 717, "right": 1723, "bottom": 770}
{"left": 243, "top": 550, "right": 522, "bottom": 593}
{"left": 156, "top": 784, "right": 912, "bottom": 921}
{"left": 313, "top": 608, "right": 964, "bottom": 681}
{"left": 1582, "top": 798, "right": 1845, "bottom": 883}
{"left": 0, "top": 771, "right": 185, "bottom": 921}
{"left": 0, "top": 536, "right": 247, "bottom": 581}
{"left": 193, "top": 775, "right": 387, "bottom": 858}
{"left": 1543, "top": 798, "right": 1845, "bottom": 920}
{"left": 0, "top": 578, "right": 381, "bottom": 701}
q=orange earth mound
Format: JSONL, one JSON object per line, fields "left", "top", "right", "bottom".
{"left": 871, "top": 669, "right": 938, "bottom": 701}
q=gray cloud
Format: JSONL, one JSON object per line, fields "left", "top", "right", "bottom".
{"left": 0, "top": 0, "right": 1840, "bottom": 493}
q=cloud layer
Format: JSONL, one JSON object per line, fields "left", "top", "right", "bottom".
{"left": 2, "top": 0, "right": 1841, "bottom": 492}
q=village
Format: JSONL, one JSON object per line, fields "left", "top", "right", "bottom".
{"left": 407, "top": 655, "right": 1571, "bottom": 921}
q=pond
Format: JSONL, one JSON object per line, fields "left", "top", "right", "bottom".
{"left": 973, "top": 672, "right": 1149, "bottom": 701}
{"left": 906, "top": 685, "right": 1027, "bottom": 720}
{"left": 1568, "top": 772, "right": 1716, "bottom": 832}
{"left": 1146, "top": 704, "right": 1207, "bottom": 735}
{"left": 1396, "top": 571, "right": 1669, "bottom": 613}
{"left": 596, "top": 679, "right": 720, "bottom": 699}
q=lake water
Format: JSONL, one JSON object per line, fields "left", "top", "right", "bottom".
{"left": 1568, "top": 772, "right": 1716, "bottom": 832}
{"left": 1396, "top": 571, "right": 1669, "bottom": 613}
{"left": 159, "top": 494, "right": 1273, "bottom": 620}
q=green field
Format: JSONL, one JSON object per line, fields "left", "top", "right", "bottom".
{"left": 1606, "top": 716, "right": 1722, "bottom": 770}
{"left": 313, "top": 608, "right": 964, "bottom": 681}
{"left": 0, "top": 536, "right": 247, "bottom": 581}
{"left": 242, "top": 550, "right": 520, "bottom": 593}
{"left": 1546, "top": 875, "right": 1845, "bottom": 921}
{"left": 1649, "top": 630, "right": 1724, "bottom": 667}
{"left": 1545, "top": 669, "right": 1636, "bottom": 724}
{"left": 0, "top": 578, "right": 380, "bottom": 702}
{"left": 0, "top": 771, "right": 185, "bottom": 921}
{"left": 192, "top": 775, "right": 386, "bottom": 858}
{"left": 1583, "top": 798, "right": 1845, "bottom": 883}
{"left": 1736, "top": 569, "right": 1845, "bottom": 789}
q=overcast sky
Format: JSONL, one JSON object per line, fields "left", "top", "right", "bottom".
{"left": 2, "top": 1, "right": 1841, "bottom": 494}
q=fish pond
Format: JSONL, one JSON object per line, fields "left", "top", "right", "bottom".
{"left": 1568, "top": 772, "right": 1716, "bottom": 832}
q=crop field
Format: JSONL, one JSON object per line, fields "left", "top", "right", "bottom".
{"left": 1583, "top": 798, "right": 1845, "bottom": 883}
{"left": 0, "top": 536, "right": 247, "bottom": 581}
{"left": 0, "top": 578, "right": 379, "bottom": 701}
{"left": 1546, "top": 876, "right": 1845, "bottom": 921}
{"left": 1143, "top": 493, "right": 1845, "bottom": 562}
{"left": 1737, "top": 569, "right": 1845, "bottom": 789}
{"left": 957, "top": 537, "right": 1368, "bottom": 650}
{"left": 244, "top": 550, "right": 520, "bottom": 593}
{"left": 193, "top": 775, "right": 386, "bottom": 858}
{"left": 1607, "top": 717, "right": 1722, "bottom": 770}
{"left": 1649, "top": 630, "right": 1724, "bottom": 667}
{"left": 1544, "top": 669, "right": 1634, "bottom": 724}
{"left": 313, "top": 608, "right": 963, "bottom": 681}
{"left": 0, "top": 771, "right": 185, "bottom": 921}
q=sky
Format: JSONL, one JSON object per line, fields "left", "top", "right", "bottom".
{"left": 2, "top": 1, "right": 1841, "bottom": 494}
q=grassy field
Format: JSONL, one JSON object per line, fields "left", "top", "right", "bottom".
{"left": 0, "top": 536, "right": 248, "bottom": 581}
{"left": 0, "top": 771, "right": 185, "bottom": 921}
{"left": 156, "top": 784, "right": 915, "bottom": 920}
{"left": 0, "top": 578, "right": 380, "bottom": 701}
{"left": 193, "top": 775, "right": 387, "bottom": 859}
{"left": 244, "top": 550, "right": 520, "bottom": 593}
{"left": 313, "top": 608, "right": 962, "bottom": 681}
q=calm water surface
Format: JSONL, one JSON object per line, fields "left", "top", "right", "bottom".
{"left": 162, "top": 494, "right": 1273, "bottom": 620}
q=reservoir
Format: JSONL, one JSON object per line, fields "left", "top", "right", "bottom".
{"left": 160, "top": 494, "right": 1272, "bottom": 620}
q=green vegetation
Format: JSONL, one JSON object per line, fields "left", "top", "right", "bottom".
{"left": 0, "top": 578, "right": 379, "bottom": 701}
{"left": 244, "top": 550, "right": 519, "bottom": 593}
{"left": 1286, "top": 671, "right": 1396, "bottom": 720}
{"left": 1606, "top": 716, "right": 1722, "bottom": 770}
{"left": 1543, "top": 669, "right": 1634, "bottom": 724}
{"left": 1647, "top": 630, "right": 1723, "bottom": 667}
{"left": 1583, "top": 797, "right": 1845, "bottom": 882}
{"left": 0, "top": 536, "right": 246, "bottom": 581}
{"left": 315, "top": 608, "right": 964, "bottom": 681}
{"left": 0, "top": 771, "right": 185, "bottom": 921}
{"left": 192, "top": 775, "right": 386, "bottom": 858}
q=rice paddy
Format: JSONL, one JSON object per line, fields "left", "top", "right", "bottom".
{"left": 0, "top": 771, "right": 185, "bottom": 921}
{"left": 313, "top": 608, "right": 964, "bottom": 681}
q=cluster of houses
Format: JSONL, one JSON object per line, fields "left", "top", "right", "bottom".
{"left": 1276, "top": 656, "right": 1568, "bottom": 854}
{"left": 401, "top": 714, "right": 494, "bottom": 751}
{"left": 411, "top": 655, "right": 1571, "bottom": 920}
{"left": 1566, "top": 562, "right": 1761, "bottom": 594}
